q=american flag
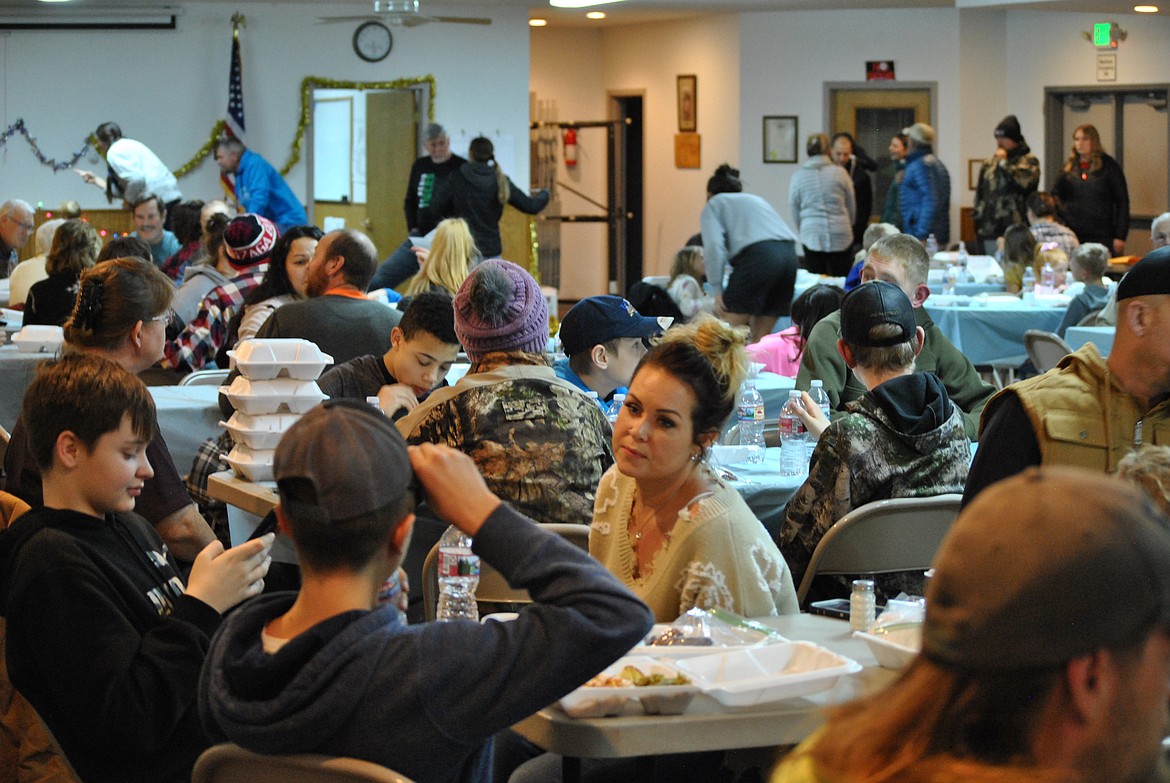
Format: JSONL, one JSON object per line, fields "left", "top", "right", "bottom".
{"left": 222, "top": 18, "right": 246, "bottom": 199}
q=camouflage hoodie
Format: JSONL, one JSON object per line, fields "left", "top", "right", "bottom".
{"left": 780, "top": 371, "right": 970, "bottom": 600}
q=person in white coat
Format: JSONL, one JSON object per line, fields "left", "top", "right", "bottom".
{"left": 789, "top": 133, "right": 856, "bottom": 277}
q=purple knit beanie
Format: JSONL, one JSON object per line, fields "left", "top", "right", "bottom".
{"left": 454, "top": 258, "right": 549, "bottom": 361}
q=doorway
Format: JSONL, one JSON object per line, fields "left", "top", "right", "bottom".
{"left": 827, "top": 83, "right": 935, "bottom": 221}
{"left": 1044, "top": 85, "right": 1170, "bottom": 253}
{"left": 307, "top": 83, "right": 429, "bottom": 260}
{"left": 610, "top": 94, "right": 644, "bottom": 295}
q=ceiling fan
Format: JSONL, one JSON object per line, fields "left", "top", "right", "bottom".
{"left": 319, "top": 0, "right": 492, "bottom": 27}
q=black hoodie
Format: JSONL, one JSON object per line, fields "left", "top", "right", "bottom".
{"left": 429, "top": 161, "right": 549, "bottom": 258}
{"left": 0, "top": 507, "right": 220, "bottom": 783}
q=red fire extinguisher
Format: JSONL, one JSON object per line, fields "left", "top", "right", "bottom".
{"left": 563, "top": 128, "right": 578, "bottom": 168}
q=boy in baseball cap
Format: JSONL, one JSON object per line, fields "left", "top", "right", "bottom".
{"left": 200, "top": 398, "right": 652, "bottom": 782}
{"left": 554, "top": 294, "right": 668, "bottom": 405}
{"left": 780, "top": 280, "right": 970, "bottom": 602}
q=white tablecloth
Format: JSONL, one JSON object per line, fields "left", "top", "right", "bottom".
{"left": 0, "top": 279, "right": 9, "bottom": 309}
{"left": 1064, "top": 325, "right": 1115, "bottom": 356}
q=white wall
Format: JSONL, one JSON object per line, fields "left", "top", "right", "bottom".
{"left": 603, "top": 14, "right": 741, "bottom": 278}
{"left": 740, "top": 8, "right": 963, "bottom": 239}
{"left": 1005, "top": 9, "right": 1170, "bottom": 183}
{"left": 0, "top": 2, "right": 532, "bottom": 218}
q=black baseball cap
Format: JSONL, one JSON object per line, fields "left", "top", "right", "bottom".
{"left": 839, "top": 281, "right": 917, "bottom": 348}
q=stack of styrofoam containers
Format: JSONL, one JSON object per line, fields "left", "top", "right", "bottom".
{"left": 218, "top": 339, "right": 331, "bottom": 482}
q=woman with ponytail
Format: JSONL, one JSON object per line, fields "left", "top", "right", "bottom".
{"left": 589, "top": 314, "right": 799, "bottom": 622}
{"left": 429, "top": 136, "right": 550, "bottom": 258}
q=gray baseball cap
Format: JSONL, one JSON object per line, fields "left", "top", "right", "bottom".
{"left": 923, "top": 467, "right": 1170, "bottom": 671}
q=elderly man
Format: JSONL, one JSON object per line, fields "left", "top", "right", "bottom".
{"left": 76, "top": 122, "right": 181, "bottom": 224}
{"left": 213, "top": 138, "right": 307, "bottom": 233}
{"left": 964, "top": 250, "right": 1170, "bottom": 504}
{"left": 972, "top": 115, "right": 1040, "bottom": 254}
{"left": 772, "top": 467, "right": 1170, "bottom": 783}
{"left": 131, "top": 194, "right": 181, "bottom": 269}
{"left": 1150, "top": 211, "right": 1170, "bottom": 251}
{"left": 796, "top": 233, "right": 995, "bottom": 439}
{"left": 405, "top": 123, "right": 466, "bottom": 238}
{"left": 830, "top": 133, "right": 876, "bottom": 250}
{"left": 0, "top": 199, "right": 34, "bottom": 278}
{"left": 368, "top": 124, "right": 468, "bottom": 291}
{"left": 899, "top": 122, "right": 950, "bottom": 245}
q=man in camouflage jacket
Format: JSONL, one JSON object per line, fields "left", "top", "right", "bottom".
{"left": 972, "top": 115, "right": 1040, "bottom": 252}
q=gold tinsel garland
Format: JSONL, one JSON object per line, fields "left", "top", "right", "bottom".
{"left": 171, "top": 76, "right": 436, "bottom": 180}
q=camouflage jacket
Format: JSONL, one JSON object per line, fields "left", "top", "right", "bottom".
{"left": 780, "top": 373, "right": 970, "bottom": 600}
{"left": 972, "top": 146, "right": 1041, "bottom": 239}
{"left": 395, "top": 353, "right": 614, "bottom": 526}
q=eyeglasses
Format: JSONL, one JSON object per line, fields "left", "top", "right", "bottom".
{"left": 148, "top": 309, "right": 176, "bottom": 326}
{"left": 3, "top": 215, "right": 34, "bottom": 232}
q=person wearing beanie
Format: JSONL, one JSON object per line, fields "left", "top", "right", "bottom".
{"left": 898, "top": 122, "right": 951, "bottom": 245}
{"left": 972, "top": 114, "right": 1041, "bottom": 253}
{"left": 396, "top": 259, "right": 613, "bottom": 617}
{"left": 964, "top": 250, "right": 1170, "bottom": 504}
{"left": 162, "top": 213, "right": 277, "bottom": 373}
{"left": 772, "top": 466, "right": 1170, "bottom": 783}
{"left": 782, "top": 281, "right": 970, "bottom": 602}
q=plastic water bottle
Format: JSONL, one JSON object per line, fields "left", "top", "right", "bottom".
{"left": 435, "top": 525, "right": 480, "bottom": 622}
{"left": 606, "top": 393, "right": 626, "bottom": 426}
{"left": 806, "top": 381, "right": 831, "bottom": 460}
{"left": 925, "top": 234, "right": 939, "bottom": 258}
{"left": 736, "top": 380, "right": 766, "bottom": 464}
{"left": 943, "top": 265, "right": 957, "bottom": 295}
{"left": 1021, "top": 266, "right": 1037, "bottom": 300}
{"left": 1040, "top": 262, "right": 1055, "bottom": 294}
{"left": 957, "top": 242, "right": 970, "bottom": 282}
{"left": 779, "top": 390, "right": 808, "bottom": 476}
{"left": 585, "top": 390, "right": 605, "bottom": 414}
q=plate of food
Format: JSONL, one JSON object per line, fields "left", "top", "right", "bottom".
{"left": 557, "top": 656, "right": 699, "bottom": 718}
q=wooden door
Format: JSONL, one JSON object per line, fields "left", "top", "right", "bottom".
{"left": 366, "top": 90, "right": 418, "bottom": 260}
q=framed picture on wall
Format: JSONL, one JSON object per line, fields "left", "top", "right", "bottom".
{"left": 678, "top": 75, "right": 697, "bottom": 132}
{"left": 763, "top": 116, "right": 798, "bottom": 164}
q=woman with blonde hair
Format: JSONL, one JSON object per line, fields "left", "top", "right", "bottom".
{"left": 402, "top": 217, "right": 476, "bottom": 299}
{"left": 1051, "top": 123, "right": 1129, "bottom": 255}
{"left": 590, "top": 314, "right": 799, "bottom": 622}
{"left": 429, "top": 137, "right": 550, "bottom": 259}
{"left": 24, "top": 218, "right": 102, "bottom": 326}
{"left": 665, "top": 245, "right": 713, "bottom": 320}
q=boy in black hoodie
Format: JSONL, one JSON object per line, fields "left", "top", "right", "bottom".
{"left": 0, "top": 354, "right": 272, "bottom": 783}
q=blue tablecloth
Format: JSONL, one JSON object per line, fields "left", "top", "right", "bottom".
{"left": 1064, "top": 326, "right": 1115, "bottom": 356}
{"left": 929, "top": 301, "right": 1065, "bottom": 365}
{"left": 721, "top": 446, "right": 805, "bottom": 539}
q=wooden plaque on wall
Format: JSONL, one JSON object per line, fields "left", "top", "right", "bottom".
{"left": 675, "top": 133, "right": 701, "bottom": 169}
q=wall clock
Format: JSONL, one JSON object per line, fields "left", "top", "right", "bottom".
{"left": 353, "top": 20, "right": 393, "bottom": 63}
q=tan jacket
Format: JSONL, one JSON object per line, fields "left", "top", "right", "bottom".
{"left": 0, "top": 492, "right": 79, "bottom": 782}
{"left": 986, "top": 344, "right": 1170, "bottom": 472}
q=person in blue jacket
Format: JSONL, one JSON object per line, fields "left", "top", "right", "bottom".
{"left": 214, "top": 137, "right": 308, "bottom": 232}
{"left": 899, "top": 123, "right": 950, "bottom": 245}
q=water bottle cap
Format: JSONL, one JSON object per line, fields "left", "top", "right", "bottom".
{"left": 744, "top": 379, "right": 757, "bottom": 388}
{"left": 613, "top": 393, "right": 626, "bottom": 401}
{"left": 788, "top": 389, "right": 801, "bottom": 398}
{"left": 810, "top": 380, "right": 823, "bottom": 388}
{"left": 586, "top": 391, "right": 598, "bottom": 399}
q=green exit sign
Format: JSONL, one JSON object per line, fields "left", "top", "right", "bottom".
{"left": 1094, "top": 22, "right": 1117, "bottom": 48}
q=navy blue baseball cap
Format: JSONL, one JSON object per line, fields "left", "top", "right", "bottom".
{"left": 558, "top": 295, "right": 667, "bottom": 356}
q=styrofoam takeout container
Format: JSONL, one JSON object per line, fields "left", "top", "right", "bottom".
{"left": 11, "top": 325, "right": 64, "bottom": 353}
{"left": 675, "top": 642, "right": 861, "bottom": 708}
{"left": 228, "top": 338, "right": 333, "bottom": 380}
{"left": 628, "top": 623, "right": 782, "bottom": 659}
{"left": 220, "top": 411, "right": 303, "bottom": 450}
{"left": 557, "top": 656, "right": 700, "bottom": 718}
{"left": 224, "top": 443, "right": 277, "bottom": 482}
{"left": 220, "top": 377, "right": 326, "bottom": 415}
{"left": 853, "top": 624, "right": 921, "bottom": 669}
